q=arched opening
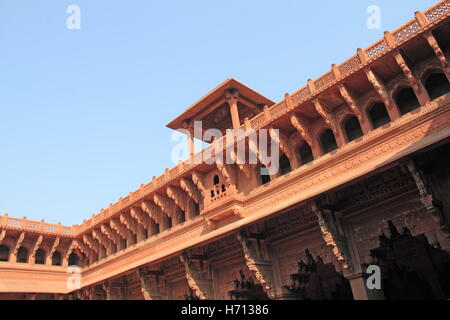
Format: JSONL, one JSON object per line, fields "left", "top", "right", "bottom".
{"left": 121, "top": 238, "right": 127, "bottom": 250}
{"left": 260, "top": 165, "right": 271, "bottom": 185}
{"left": 344, "top": 116, "right": 363, "bottom": 142}
{"left": 395, "top": 87, "right": 420, "bottom": 115}
{"left": 369, "top": 103, "right": 391, "bottom": 129}
{"left": 68, "top": 253, "right": 79, "bottom": 266}
{"left": 424, "top": 72, "right": 450, "bottom": 100}
{"left": 298, "top": 142, "right": 314, "bottom": 165}
{"left": 279, "top": 154, "right": 292, "bottom": 175}
{"left": 193, "top": 202, "right": 200, "bottom": 217}
{"left": 17, "top": 246, "right": 29, "bottom": 263}
{"left": 52, "top": 251, "right": 62, "bottom": 266}
{"left": 35, "top": 248, "right": 46, "bottom": 265}
{"left": 320, "top": 129, "right": 338, "bottom": 154}
{"left": 0, "top": 245, "right": 9, "bottom": 262}
{"left": 213, "top": 175, "right": 220, "bottom": 186}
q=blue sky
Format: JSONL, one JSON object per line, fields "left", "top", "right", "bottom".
{"left": 0, "top": 0, "right": 437, "bottom": 225}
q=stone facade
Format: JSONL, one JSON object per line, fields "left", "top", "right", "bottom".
{"left": 1, "top": 0, "right": 450, "bottom": 300}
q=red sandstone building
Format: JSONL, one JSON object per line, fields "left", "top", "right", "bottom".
{"left": 1, "top": 1, "right": 450, "bottom": 300}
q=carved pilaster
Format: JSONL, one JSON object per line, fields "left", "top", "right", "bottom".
{"left": 46, "top": 237, "right": 60, "bottom": 265}
{"left": 236, "top": 230, "right": 275, "bottom": 299}
{"left": 30, "top": 235, "right": 43, "bottom": 259}
{"left": 141, "top": 200, "right": 165, "bottom": 227}
{"left": 180, "top": 177, "right": 202, "bottom": 204}
{"left": 406, "top": 161, "right": 450, "bottom": 240}
{"left": 424, "top": 32, "right": 450, "bottom": 81}
{"left": 311, "top": 201, "right": 352, "bottom": 271}
{"left": 290, "top": 114, "right": 313, "bottom": 147}
{"left": 137, "top": 267, "right": 167, "bottom": 300}
{"left": 179, "top": 251, "right": 214, "bottom": 300}
{"left": 365, "top": 68, "right": 400, "bottom": 120}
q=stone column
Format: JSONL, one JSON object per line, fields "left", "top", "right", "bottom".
{"left": 225, "top": 88, "right": 241, "bottom": 129}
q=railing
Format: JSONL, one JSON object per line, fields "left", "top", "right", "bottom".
{"left": 69, "top": 0, "right": 450, "bottom": 236}
{"left": 0, "top": 214, "right": 73, "bottom": 236}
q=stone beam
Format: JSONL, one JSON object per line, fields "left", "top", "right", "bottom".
{"left": 83, "top": 234, "right": 100, "bottom": 254}
{"left": 269, "top": 128, "right": 298, "bottom": 169}
{"left": 110, "top": 219, "right": 129, "bottom": 241}
{"left": 312, "top": 98, "right": 344, "bottom": 146}
{"left": 394, "top": 52, "right": 429, "bottom": 105}
{"left": 167, "top": 186, "right": 189, "bottom": 214}
{"left": 92, "top": 229, "right": 111, "bottom": 254}
{"left": 119, "top": 212, "right": 140, "bottom": 237}
{"left": 130, "top": 207, "right": 153, "bottom": 234}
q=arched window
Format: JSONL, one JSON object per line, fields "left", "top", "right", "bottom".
{"left": 0, "top": 245, "right": 9, "bottom": 262}
{"left": 52, "top": 251, "right": 62, "bottom": 266}
{"left": 344, "top": 116, "right": 363, "bottom": 142}
{"left": 369, "top": 103, "right": 391, "bottom": 129}
{"left": 121, "top": 238, "right": 127, "bottom": 250}
{"left": 68, "top": 253, "right": 79, "bottom": 266}
{"left": 35, "top": 248, "right": 46, "bottom": 265}
{"left": 213, "top": 175, "right": 220, "bottom": 185}
{"left": 260, "top": 165, "right": 271, "bottom": 185}
{"left": 298, "top": 143, "right": 314, "bottom": 165}
{"left": 395, "top": 87, "right": 420, "bottom": 115}
{"left": 279, "top": 154, "right": 292, "bottom": 175}
{"left": 320, "top": 129, "right": 338, "bottom": 154}
{"left": 17, "top": 246, "right": 29, "bottom": 263}
{"left": 424, "top": 73, "right": 450, "bottom": 100}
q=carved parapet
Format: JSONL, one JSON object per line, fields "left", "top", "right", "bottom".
{"left": 180, "top": 177, "right": 202, "bottom": 204}
{"left": 311, "top": 202, "right": 352, "bottom": 270}
{"left": 290, "top": 114, "right": 313, "bottom": 146}
{"left": 236, "top": 230, "right": 275, "bottom": 298}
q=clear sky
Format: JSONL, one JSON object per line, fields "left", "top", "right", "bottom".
{"left": 0, "top": 0, "right": 438, "bottom": 225}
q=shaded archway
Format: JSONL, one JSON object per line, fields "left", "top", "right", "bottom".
{"left": 423, "top": 72, "right": 450, "bottom": 100}
{"left": 17, "top": 246, "right": 29, "bottom": 263}
{"left": 320, "top": 129, "right": 338, "bottom": 154}
{"left": 35, "top": 248, "right": 46, "bottom": 265}
{"left": 344, "top": 116, "right": 363, "bottom": 142}
{"left": 260, "top": 165, "right": 271, "bottom": 185}
{"left": 298, "top": 142, "right": 314, "bottom": 165}
{"left": 279, "top": 154, "right": 292, "bottom": 175}
{"left": 52, "top": 251, "right": 62, "bottom": 266}
{"left": 395, "top": 87, "right": 420, "bottom": 115}
{"left": 369, "top": 103, "right": 391, "bottom": 129}
{"left": 0, "top": 245, "right": 9, "bottom": 262}
{"left": 68, "top": 253, "right": 79, "bottom": 266}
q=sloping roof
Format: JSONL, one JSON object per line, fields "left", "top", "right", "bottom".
{"left": 166, "top": 78, "right": 275, "bottom": 130}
